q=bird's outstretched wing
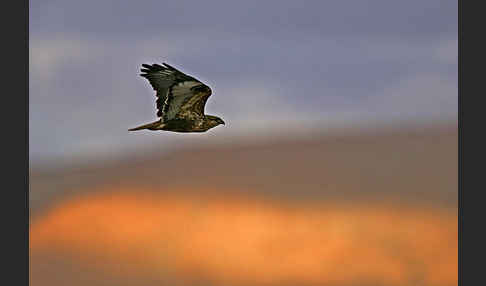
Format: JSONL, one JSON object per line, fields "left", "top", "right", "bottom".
{"left": 140, "top": 63, "right": 211, "bottom": 120}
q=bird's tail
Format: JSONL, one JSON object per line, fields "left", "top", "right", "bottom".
{"left": 128, "top": 120, "right": 161, "bottom": 131}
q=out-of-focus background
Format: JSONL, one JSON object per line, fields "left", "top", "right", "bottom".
{"left": 30, "top": 1, "right": 458, "bottom": 286}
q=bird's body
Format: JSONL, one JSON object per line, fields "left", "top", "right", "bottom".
{"left": 128, "top": 115, "right": 223, "bottom": 133}
{"left": 129, "top": 63, "right": 225, "bottom": 133}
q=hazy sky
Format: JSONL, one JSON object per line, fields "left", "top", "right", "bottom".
{"left": 30, "top": 0, "right": 457, "bottom": 163}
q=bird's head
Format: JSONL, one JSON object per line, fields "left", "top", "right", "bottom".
{"left": 206, "top": 115, "right": 225, "bottom": 129}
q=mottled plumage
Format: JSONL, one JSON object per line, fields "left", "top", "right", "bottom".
{"left": 129, "top": 63, "right": 225, "bottom": 133}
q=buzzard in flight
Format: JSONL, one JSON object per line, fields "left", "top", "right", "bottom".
{"left": 129, "top": 63, "right": 225, "bottom": 132}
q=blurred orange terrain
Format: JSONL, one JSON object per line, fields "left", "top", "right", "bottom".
{"left": 30, "top": 186, "right": 457, "bottom": 286}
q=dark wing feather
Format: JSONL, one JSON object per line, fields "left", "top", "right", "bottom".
{"left": 163, "top": 80, "right": 209, "bottom": 120}
{"left": 177, "top": 85, "right": 212, "bottom": 118}
{"left": 140, "top": 63, "right": 203, "bottom": 118}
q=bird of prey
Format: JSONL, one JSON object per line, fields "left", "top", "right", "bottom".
{"left": 129, "top": 63, "right": 225, "bottom": 132}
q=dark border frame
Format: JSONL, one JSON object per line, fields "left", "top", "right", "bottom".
{"left": 4, "top": 0, "right": 28, "bottom": 285}
{"left": 458, "top": 0, "right": 462, "bottom": 284}
{"left": 458, "top": 1, "right": 462, "bottom": 285}
{"left": 459, "top": 0, "right": 482, "bottom": 285}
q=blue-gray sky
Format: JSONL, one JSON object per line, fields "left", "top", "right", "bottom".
{"left": 30, "top": 0, "right": 457, "bottom": 164}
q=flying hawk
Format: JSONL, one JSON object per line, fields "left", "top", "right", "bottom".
{"left": 129, "top": 63, "right": 225, "bottom": 132}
